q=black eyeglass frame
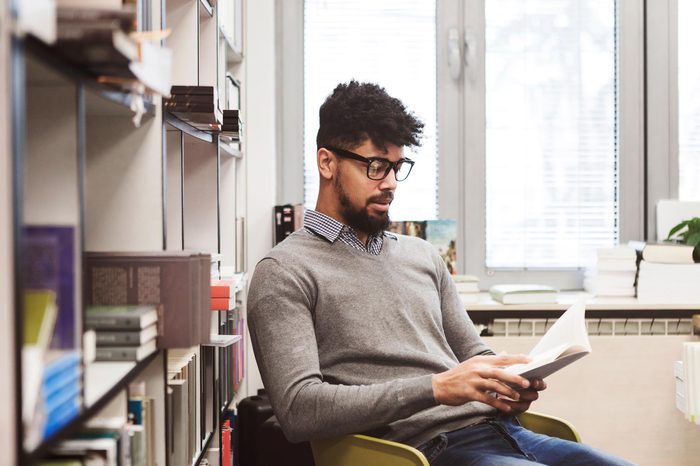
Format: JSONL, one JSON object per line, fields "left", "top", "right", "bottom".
{"left": 324, "top": 146, "right": 415, "bottom": 181}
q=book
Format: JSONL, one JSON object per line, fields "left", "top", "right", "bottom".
{"left": 596, "top": 246, "right": 637, "bottom": 260}
{"left": 424, "top": 219, "right": 458, "bottom": 274}
{"left": 455, "top": 281, "right": 479, "bottom": 294}
{"left": 23, "top": 225, "right": 77, "bottom": 349}
{"left": 211, "top": 297, "right": 235, "bottom": 311}
{"left": 24, "top": 290, "right": 58, "bottom": 349}
{"left": 164, "top": 102, "right": 220, "bottom": 113}
{"left": 489, "top": 284, "right": 558, "bottom": 304}
{"left": 86, "top": 305, "right": 158, "bottom": 330}
{"left": 95, "top": 324, "right": 158, "bottom": 346}
{"left": 211, "top": 279, "right": 236, "bottom": 298}
{"left": 594, "top": 258, "right": 638, "bottom": 272}
{"left": 636, "top": 261, "right": 700, "bottom": 302}
{"left": 170, "top": 85, "right": 216, "bottom": 95}
{"left": 640, "top": 242, "right": 696, "bottom": 264}
{"left": 95, "top": 338, "right": 157, "bottom": 362}
{"left": 85, "top": 251, "right": 210, "bottom": 348}
{"left": 505, "top": 303, "right": 591, "bottom": 381}
{"left": 274, "top": 204, "right": 296, "bottom": 244}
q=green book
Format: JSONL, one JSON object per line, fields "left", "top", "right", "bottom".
{"left": 489, "top": 284, "right": 558, "bottom": 304}
{"left": 86, "top": 305, "right": 158, "bottom": 330}
{"left": 24, "top": 290, "right": 58, "bottom": 348}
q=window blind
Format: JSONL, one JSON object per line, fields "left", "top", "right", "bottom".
{"left": 303, "top": 0, "right": 438, "bottom": 221}
{"left": 678, "top": 0, "right": 700, "bottom": 201}
{"left": 484, "top": 0, "right": 618, "bottom": 268}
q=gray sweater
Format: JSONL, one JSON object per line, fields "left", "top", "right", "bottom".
{"left": 247, "top": 229, "right": 497, "bottom": 448}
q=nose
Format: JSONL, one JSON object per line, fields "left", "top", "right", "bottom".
{"left": 378, "top": 167, "right": 398, "bottom": 190}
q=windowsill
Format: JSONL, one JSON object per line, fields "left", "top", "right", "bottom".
{"left": 462, "top": 291, "right": 700, "bottom": 311}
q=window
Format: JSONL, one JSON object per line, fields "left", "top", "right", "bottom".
{"left": 483, "top": 0, "right": 618, "bottom": 268}
{"left": 303, "top": 0, "right": 438, "bottom": 220}
{"left": 282, "top": 0, "right": 644, "bottom": 285}
{"left": 678, "top": 0, "right": 700, "bottom": 201}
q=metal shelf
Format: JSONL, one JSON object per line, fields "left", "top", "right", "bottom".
{"left": 24, "top": 36, "right": 155, "bottom": 117}
{"left": 164, "top": 112, "right": 215, "bottom": 143}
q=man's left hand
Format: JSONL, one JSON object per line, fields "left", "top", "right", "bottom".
{"left": 497, "top": 379, "right": 547, "bottom": 415}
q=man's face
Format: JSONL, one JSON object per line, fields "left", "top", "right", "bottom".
{"left": 333, "top": 140, "right": 403, "bottom": 237}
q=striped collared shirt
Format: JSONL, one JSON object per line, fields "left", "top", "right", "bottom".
{"left": 303, "top": 209, "right": 397, "bottom": 255}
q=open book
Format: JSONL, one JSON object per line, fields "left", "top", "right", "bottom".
{"left": 504, "top": 303, "right": 591, "bottom": 381}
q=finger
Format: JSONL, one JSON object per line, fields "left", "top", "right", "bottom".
{"left": 478, "top": 367, "right": 531, "bottom": 389}
{"left": 480, "top": 379, "right": 522, "bottom": 401}
{"left": 500, "top": 398, "right": 532, "bottom": 414}
{"left": 476, "top": 390, "right": 516, "bottom": 413}
{"left": 530, "top": 379, "right": 547, "bottom": 391}
{"left": 513, "top": 388, "right": 539, "bottom": 403}
{"left": 487, "top": 354, "right": 533, "bottom": 367}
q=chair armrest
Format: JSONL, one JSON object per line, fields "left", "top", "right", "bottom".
{"left": 517, "top": 411, "right": 582, "bottom": 443}
{"left": 311, "top": 434, "right": 430, "bottom": 466}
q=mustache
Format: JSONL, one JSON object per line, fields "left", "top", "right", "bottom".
{"left": 368, "top": 192, "right": 394, "bottom": 204}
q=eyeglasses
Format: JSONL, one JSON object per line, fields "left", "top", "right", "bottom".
{"left": 325, "top": 146, "right": 415, "bottom": 181}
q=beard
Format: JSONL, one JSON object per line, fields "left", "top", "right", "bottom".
{"left": 335, "top": 171, "right": 393, "bottom": 237}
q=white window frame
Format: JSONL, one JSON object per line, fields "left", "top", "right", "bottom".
{"left": 278, "top": 0, "right": 650, "bottom": 289}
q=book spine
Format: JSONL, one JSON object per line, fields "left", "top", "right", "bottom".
{"left": 86, "top": 316, "right": 141, "bottom": 330}
{"left": 96, "top": 346, "right": 140, "bottom": 361}
{"left": 210, "top": 285, "right": 232, "bottom": 298}
{"left": 96, "top": 330, "right": 145, "bottom": 345}
{"left": 210, "top": 297, "right": 233, "bottom": 310}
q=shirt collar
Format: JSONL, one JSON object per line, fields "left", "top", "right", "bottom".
{"left": 303, "top": 210, "right": 397, "bottom": 244}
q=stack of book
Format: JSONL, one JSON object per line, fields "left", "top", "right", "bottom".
{"left": 54, "top": 3, "right": 172, "bottom": 96}
{"left": 165, "top": 85, "right": 222, "bottom": 131}
{"left": 86, "top": 305, "right": 158, "bottom": 362}
{"left": 221, "top": 109, "right": 242, "bottom": 141}
{"left": 489, "top": 284, "right": 558, "bottom": 305}
{"left": 167, "top": 350, "right": 201, "bottom": 466}
{"left": 85, "top": 251, "right": 212, "bottom": 348}
{"left": 679, "top": 342, "right": 700, "bottom": 425}
{"left": 583, "top": 246, "right": 637, "bottom": 297}
{"left": 43, "top": 415, "right": 142, "bottom": 465}
{"left": 452, "top": 274, "right": 480, "bottom": 304}
{"left": 211, "top": 278, "right": 237, "bottom": 311}
{"left": 634, "top": 242, "right": 700, "bottom": 303}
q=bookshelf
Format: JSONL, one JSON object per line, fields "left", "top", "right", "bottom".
{"left": 5, "top": 0, "right": 248, "bottom": 465}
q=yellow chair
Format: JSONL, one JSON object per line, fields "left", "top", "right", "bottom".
{"left": 310, "top": 411, "right": 581, "bottom": 466}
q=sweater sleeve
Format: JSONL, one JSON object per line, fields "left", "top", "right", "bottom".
{"left": 433, "top": 251, "right": 494, "bottom": 361}
{"left": 247, "top": 257, "right": 438, "bottom": 443}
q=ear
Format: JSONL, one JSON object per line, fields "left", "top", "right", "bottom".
{"left": 317, "top": 148, "right": 336, "bottom": 181}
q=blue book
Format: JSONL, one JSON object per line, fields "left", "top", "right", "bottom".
{"left": 128, "top": 398, "right": 143, "bottom": 425}
{"left": 43, "top": 350, "right": 81, "bottom": 390}
{"left": 44, "top": 379, "right": 81, "bottom": 416}
{"left": 24, "top": 226, "right": 76, "bottom": 349}
{"left": 43, "top": 395, "right": 81, "bottom": 439}
{"left": 43, "top": 364, "right": 80, "bottom": 399}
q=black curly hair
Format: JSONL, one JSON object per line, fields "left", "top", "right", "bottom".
{"left": 316, "top": 80, "right": 424, "bottom": 152}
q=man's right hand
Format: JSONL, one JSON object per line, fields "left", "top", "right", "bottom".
{"left": 431, "top": 354, "right": 532, "bottom": 412}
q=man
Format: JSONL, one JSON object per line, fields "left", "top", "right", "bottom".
{"left": 248, "top": 81, "right": 634, "bottom": 465}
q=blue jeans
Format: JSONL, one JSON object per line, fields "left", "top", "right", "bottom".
{"left": 418, "top": 416, "right": 636, "bottom": 466}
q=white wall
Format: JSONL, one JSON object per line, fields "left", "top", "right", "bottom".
{"left": 244, "top": 0, "right": 277, "bottom": 397}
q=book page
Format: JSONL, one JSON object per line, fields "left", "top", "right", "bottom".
{"left": 504, "top": 302, "right": 591, "bottom": 380}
